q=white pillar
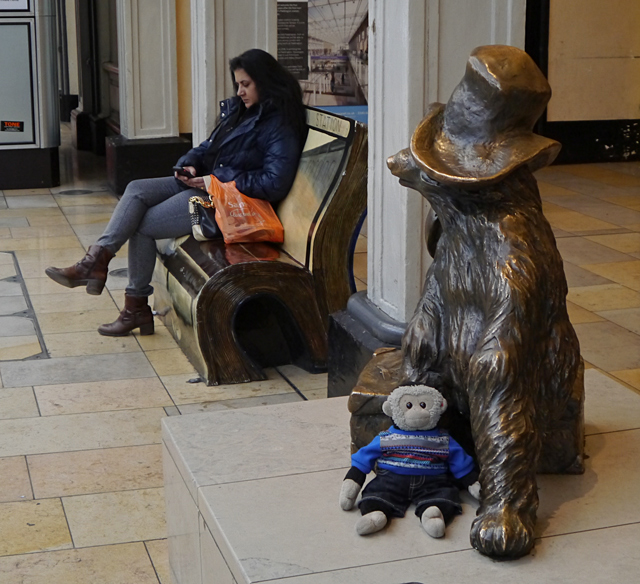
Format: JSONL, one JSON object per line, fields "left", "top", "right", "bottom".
{"left": 190, "top": 0, "right": 278, "bottom": 145}
{"left": 116, "top": 0, "right": 179, "bottom": 139}
{"left": 367, "top": 0, "right": 526, "bottom": 323}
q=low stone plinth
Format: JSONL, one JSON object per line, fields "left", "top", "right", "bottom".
{"left": 162, "top": 370, "right": 640, "bottom": 583}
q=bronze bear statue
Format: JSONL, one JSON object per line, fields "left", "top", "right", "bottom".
{"left": 387, "top": 45, "right": 583, "bottom": 559}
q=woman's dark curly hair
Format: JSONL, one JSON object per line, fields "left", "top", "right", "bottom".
{"left": 229, "top": 49, "right": 307, "bottom": 144}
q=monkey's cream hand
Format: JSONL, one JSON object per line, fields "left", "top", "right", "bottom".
{"left": 468, "top": 481, "right": 481, "bottom": 500}
{"left": 339, "top": 479, "right": 361, "bottom": 510}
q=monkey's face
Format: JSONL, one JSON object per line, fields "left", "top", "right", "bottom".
{"left": 383, "top": 385, "right": 447, "bottom": 431}
{"left": 395, "top": 393, "right": 442, "bottom": 431}
{"left": 398, "top": 393, "right": 437, "bottom": 430}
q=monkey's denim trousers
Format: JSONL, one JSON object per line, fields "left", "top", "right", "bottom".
{"left": 357, "top": 468, "right": 462, "bottom": 522}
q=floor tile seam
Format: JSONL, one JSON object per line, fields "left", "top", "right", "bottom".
{"left": 38, "top": 522, "right": 155, "bottom": 552}
{"left": 1, "top": 356, "right": 165, "bottom": 387}
{"left": 198, "top": 466, "right": 352, "bottom": 489}
{"left": 274, "top": 367, "right": 308, "bottom": 401}
{"left": 587, "top": 366, "right": 640, "bottom": 395}
{"left": 572, "top": 262, "right": 640, "bottom": 276}
{"left": 537, "top": 520, "right": 640, "bottom": 542}
{"left": 0, "top": 493, "right": 67, "bottom": 506}
{"left": 0, "top": 438, "right": 166, "bottom": 458}
{"left": 547, "top": 195, "right": 640, "bottom": 216}
{"left": 246, "top": 546, "right": 477, "bottom": 583}
{"left": 0, "top": 545, "right": 172, "bottom": 574}
{"left": 34, "top": 348, "right": 146, "bottom": 360}
{"left": 32, "top": 397, "right": 174, "bottom": 416}
{"left": 543, "top": 198, "right": 632, "bottom": 215}
{"left": 575, "top": 315, "right": 640, "bottom": 337}
{"left": 557, "top": 240, "right": 639, "bottom": 264}
{"left": 0, "top": 544, "right": 74, "bottom": 560}
{"left": 142, "top": 540, "right": 164, "bottom": 584}
{"left": 15, "top": 453, "right": 37, "bottom": 502}
{"left": 558, "top": 229, "right": 631, "bottom": 238}
{"left": 5, "top": 251, "right": 49, "bottom": 360}
{"left": 542, "top": 176, "right": 636, "bottom": 195}
{"left": 2, "top": 439, "right": 163, "bottom": 460}
{"left": 3, "top": 404, "right": 170, "bottom": 421}
{"left": 567, "top": 281, "right": 639, "bottom": 292}
{"left": 29, "top": 384, "right": 41, "bottom": 418}
{"left": 29, "top": 207, "right": 75, "bottom": 230}
{"left": 171, "top": 388, "right": 303, "bottom": 408}
{"left": 25, "top": 443, "right": 163, "bottom": 462}
{"left": 601, "top": 375, "right": 640, "bottom": 396}
{"left": 594, "top": 308, "right": 640, "bottom": 326}
{"left": 12, "top": 482, "right": 165, "bottom": 506}
{"left": 0, "top": 541, "right": 163, "bottom": 561}
{"left": 49, "top": 495, "right": 76, "bottom": 550}
{"left": 584, "top": 427, "right": 640, "bottom": 438}
{"left": 129, "top": 302, "right": 180, "bottom": 417}
{"left": 582, "top": 304, "right": 640, "bottom": 318}
{"left": 58, "top": 485, "right": 164, "bottom": 503}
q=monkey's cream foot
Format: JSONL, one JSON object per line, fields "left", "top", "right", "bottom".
{"left": 421, "top": 506, "right": 445, "bottom": 538}
{"left": 356, "top": 511, "right": 387, "bottom": 535}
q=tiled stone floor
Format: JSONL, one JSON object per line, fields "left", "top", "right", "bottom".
{"left": 0, "top": 125, "right": 639, "bottom": 582}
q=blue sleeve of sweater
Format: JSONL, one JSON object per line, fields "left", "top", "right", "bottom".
{"left": 351, "top": 435, "right": 382, "bottom": 475}
{"left": 448, "top": 436, "right": 475, "bottom": 479}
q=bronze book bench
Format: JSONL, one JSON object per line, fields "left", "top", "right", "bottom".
{"left": 152, "top": 108, "right": 367, "bottom": 385}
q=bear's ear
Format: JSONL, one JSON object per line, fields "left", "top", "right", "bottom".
{"left": 382, "top": 399, "right": 392, "bottom": 417}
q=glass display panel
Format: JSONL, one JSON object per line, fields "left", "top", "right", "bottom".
{"left": 0, "top": 22, "right": 35, "bottom": 145}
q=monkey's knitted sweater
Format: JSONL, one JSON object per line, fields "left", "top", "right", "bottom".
{"left": 351, "top": 426, "right": 475, "bottom": 479}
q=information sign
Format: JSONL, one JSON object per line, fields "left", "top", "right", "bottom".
{"left": 0, "top": 0, "right": 30, "bottom": 11}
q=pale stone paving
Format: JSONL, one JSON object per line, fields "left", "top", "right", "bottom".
{"left": 0, "top": 125, "right": 638, "bottom": 581}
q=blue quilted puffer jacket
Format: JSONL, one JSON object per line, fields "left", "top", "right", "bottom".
{"left": 176, "top": 97, "right": 303, "bottom": 203}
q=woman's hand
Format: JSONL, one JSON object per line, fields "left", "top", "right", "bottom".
{"left": 175, "top": 166, "right": 206, "bottom": 190}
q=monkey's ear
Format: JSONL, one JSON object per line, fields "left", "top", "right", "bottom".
{"left": 440, "top": 397, "right": 447, "bottom": 414}
{"left": 382, "top": 400, "right": 392, "bottom": 417}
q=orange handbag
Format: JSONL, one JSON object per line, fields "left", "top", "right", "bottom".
{"left": 205, "top": 176, "right": 284, "bottom": 244}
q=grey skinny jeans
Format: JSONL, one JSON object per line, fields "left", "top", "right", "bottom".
{"left": 96, "top": 176, "right": 202, "bottom": 297}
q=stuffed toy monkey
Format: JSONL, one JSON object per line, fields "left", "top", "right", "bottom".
{"left": 340, "top": 385, "right": 481, "bottom": 537}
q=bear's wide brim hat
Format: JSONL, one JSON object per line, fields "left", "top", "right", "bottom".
{"left": 411, "top": 45, "right": 561, "bottom": 189}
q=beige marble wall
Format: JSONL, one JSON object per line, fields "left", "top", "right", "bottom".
{"left": 548, "top": 0, "right": 640, "bottom": 122}
{"left": 176, "top": 0, "right": 193, "bottom": 134}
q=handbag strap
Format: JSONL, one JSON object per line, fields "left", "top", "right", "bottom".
{"left": 189, "top": 195, "right": 215, "bottom": 209}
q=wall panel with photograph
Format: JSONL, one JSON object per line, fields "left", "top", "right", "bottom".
{"left": 277, "top": 0, "right": 368, "bottom": 123}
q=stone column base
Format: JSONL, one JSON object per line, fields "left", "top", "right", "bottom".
{"left": 106, "top": 134, "right": 192, "bottom": 195}
{"left": 70, "top": 109, "right": 107, "bottom": 155}
{"left": 59, "top": 95, "right": 79, "bottom": 123}
{"left": 327, "top": 291, "right": 406, "bottom": 397}
{"left": 0, "top": 147, "right": 60, "bottom": 189}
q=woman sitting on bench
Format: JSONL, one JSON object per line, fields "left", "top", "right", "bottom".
{"left": 45, "top": 48, "right": 307, "bottom": 336}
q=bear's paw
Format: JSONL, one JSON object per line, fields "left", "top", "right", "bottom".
{"left": 470, "top": 504, "right": 535, "bottom": 559}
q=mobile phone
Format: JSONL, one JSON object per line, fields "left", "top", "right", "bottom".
{"left": 173, "top": 166, "right": 194, "bottom": 178}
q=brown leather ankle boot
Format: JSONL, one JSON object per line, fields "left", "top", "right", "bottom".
{"left": 98, "top": 294, "right": 154, "bottom": 337}
{"left": 45, "top": 245, "right": 115, "bottom": 295}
